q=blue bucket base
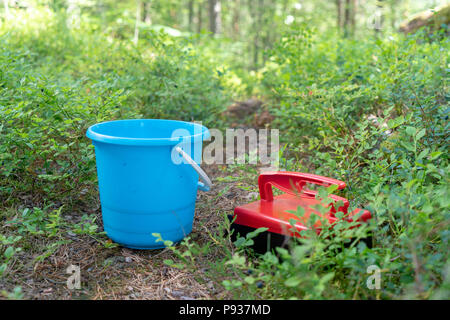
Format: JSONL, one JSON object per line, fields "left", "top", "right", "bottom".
{"left": 120, "top": 245, "right": 167, "bottom": 250}
{"left": 114, "top": 243, "right": 174, "bottom": 250}
{"left": 104, "top": 227, "right": 193, "bottom": 250}
{"left": 101, "top": 205, "right": 195, "bottom": 250}
{"left": 105, "top": 232, "right": 192, "bottom": 250}
{"left": 105, "top": 232, "right": 190, "bottom": 250}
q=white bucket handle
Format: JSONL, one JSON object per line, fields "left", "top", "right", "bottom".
{"left": 175, "top": 147, "right": 212, "bottom": 192}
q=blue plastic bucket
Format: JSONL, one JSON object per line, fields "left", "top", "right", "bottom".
{"left": 86, "top": 119, "right": 211, "bottom": 249}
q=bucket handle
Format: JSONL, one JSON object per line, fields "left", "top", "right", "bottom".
{"left": 175, "top": 147, "right": 212, "bottom": 192}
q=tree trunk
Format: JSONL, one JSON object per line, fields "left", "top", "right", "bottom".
{"left": 375, "top": 0, "right": 384, "bottom": 35}
{"left": 262, "top": 0, "right": 271, "bottom": 65}
{"left": 232, "top": 0, "right": 240, "bottom": 38}
{"left": 197, "top": 1, "right": 203, "bottom": 33}
{"left": 350, "top": 0, "right": 357, "bottom": 32}
{"left": 134, "top": 0, "right": 141, "bottom": 44}
{"left": 344, "top": 0, "right": 351, "bottom": 36}
{"left": 209, "top": 0, "right": 222, "bottom": 34}
{"left": 390, "top": 0, "right": 396, "bottom": 30}
{"left": 141, "top": 1, "right": 151, "bottom": 23}
{"left": 253, "top": 0, "right": 263, "bottom": 69}
{"left": 336, "top": 0, "right": 342, "bottom": 31}
{"left": 342, "top": 0, "right": 357, "bottom": 37}
{"left": 188, "top": 0, "right": 194, "bottom": 31}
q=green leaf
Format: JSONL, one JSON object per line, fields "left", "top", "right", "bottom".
{"left": 244, "top": 276, "right": 255, "bottom": 285}
{"left": 405, "top": 126, "right": 416, "bottom": 136}
{"left": 233, "top": 237, "right": 246, "bottom": 247}
{"left": 0, "top": 264, "right": 7, "bottom": 275}
{"left": 287, "top": 206, "right": 305, "bottom": 218}
{"left": 417, "top": 148, "right": 429, "bottom": 160}
{"left": 429, "top": 151, "right": 442, "bottom": 160}
{"left": 317, "top": 186, "right": 329, "bottom": 199}
{"left": 326, "top": 184, "right": 339, "bottom": 193}
{"left": 246, "top": 227, "right": 268, "bottom": 239}
{"left": 401, "top": 141, "right": 415, "bottom": 152}
{"left": 285, "top": 276, "right": 301, "bottom": 287}
{"left": 387, "top": 119, "right": 396, "bottom": 129}
{"left": 320, "top": 272, "right": 335, "bottom": 284}
{"left": 387, "top": 116, "right": 404, "bottom": 129}
{"left": 163, "top": 259, "right": 174, "bottom": 266}
{"left": 416, "top": 128, "right": 426, "bottom": 141}
{"left": 232, "top": 280, "right": 243, "bottom": 287}
{"left": 4, "top": 247, "right": 15, "bottom": 259}
{"left": 225, "top": 253, "right": 246, "bottom": 266}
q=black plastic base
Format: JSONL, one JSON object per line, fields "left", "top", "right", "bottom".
{"left": 230, "top": 222, "right": 291, "bottom": 254}
{"left": 228, "top": 214, "right": 292, "bottom": 254}
{"left": 228, "top": 215, "right": 372, "bottom": 254}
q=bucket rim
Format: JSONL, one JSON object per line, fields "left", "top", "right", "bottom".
{"left": 86, "top": 119, "right": 210, "bottom": 146}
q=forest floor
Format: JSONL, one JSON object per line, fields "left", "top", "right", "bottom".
{"left": 0, "top": 95, "right": 281, "bottom": 299}
{"left": 1, "top": 158, "right": 265, "bottom": 300}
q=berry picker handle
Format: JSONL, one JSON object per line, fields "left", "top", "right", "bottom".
{"left": 258, "top": 171, "right": 349, "bottom": 212}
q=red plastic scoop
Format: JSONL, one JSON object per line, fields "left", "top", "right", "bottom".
{"left": 231, "top": 172, "right": 371, "bottom": 250}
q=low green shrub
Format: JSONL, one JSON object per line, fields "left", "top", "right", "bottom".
{"left": 0, "top": 12, "right": 231, "bottom": 204}
{"left": 255, "top": 24, "right": 449, "bottom": 299}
